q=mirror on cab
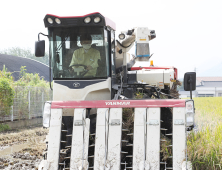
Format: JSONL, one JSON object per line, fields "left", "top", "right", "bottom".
{"left": 184, "top": 72, "right": 196, "bottom": 91}
{"left": 35, "top": 40, "right": 45, "bottom": 57}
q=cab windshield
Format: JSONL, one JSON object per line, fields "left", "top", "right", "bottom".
{"left": 48, "top": 26, "right": 110, "bottom": 80}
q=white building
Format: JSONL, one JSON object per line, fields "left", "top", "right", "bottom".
{"left": 179, "top": 77, "right": 222, "bottom": 98}
{"left": 196, "top": 77, "right": 222, "bottom": 97}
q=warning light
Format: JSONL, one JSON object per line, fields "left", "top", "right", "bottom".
{"left": 150, "top": 60, "right": 154, "bottom": 66}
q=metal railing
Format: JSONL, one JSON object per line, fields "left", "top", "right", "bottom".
{"left": 0, "top": 86, "right": 52, "bottom": 122}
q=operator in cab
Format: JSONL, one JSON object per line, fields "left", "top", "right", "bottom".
{"left": 69, "top": 34, "right": 101, "bottom": 77}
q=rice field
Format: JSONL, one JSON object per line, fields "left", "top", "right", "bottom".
{"left": 187, "top": 97, "right": 222, "bottom": 170}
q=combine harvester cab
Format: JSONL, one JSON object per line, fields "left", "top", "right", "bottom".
{"left": 35, "top": 12, "right": 196, "bottom": 170}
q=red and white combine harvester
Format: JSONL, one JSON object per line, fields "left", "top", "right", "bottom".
{"left": 35, "top": 12, "right": 196, "bottom": 170}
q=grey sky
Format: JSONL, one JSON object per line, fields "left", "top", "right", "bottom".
{"left": 1, "top": 0, "right": 221, "bottom": 78}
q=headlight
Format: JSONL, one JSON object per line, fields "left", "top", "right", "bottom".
{"left": 55, "top": 18, "right": 61, "bottom": 24}
{"left": 47, "top": 18, "right": 53, "bottom": 24}
{"left": 43, "top": 101, "right": 51, "bottom": 128}
{"left": 186, "top": 100, "right": 194, "bottom": 127}
{"left": 84, "top": 17, "right": 91, "bottom": 23}
{"left": 186, "top": 100, "right": 194, "bottom": 113}
{"left": 94, "top": 17, "right": 101, "bottom": 23}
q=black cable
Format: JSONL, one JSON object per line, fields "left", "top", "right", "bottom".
{"left": 116, "top": 40, "right": 135, "bottom": 48}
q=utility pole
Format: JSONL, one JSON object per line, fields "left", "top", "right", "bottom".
{"left": 194, "top": 67, "right": 196, "bottom": 73}
{"left": 215, "top": 87, "right": 216, "bottom": 97}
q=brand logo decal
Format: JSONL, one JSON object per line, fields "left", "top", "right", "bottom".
{"left": 73, "top": 82, "right": 80, "bottom": 88}
{"left": 105, "top": 102, "right": 130, "bottom": 106}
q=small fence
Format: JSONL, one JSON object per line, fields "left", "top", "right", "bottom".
{"left": 0, "top": 86, "right": 52, "bottom": 122}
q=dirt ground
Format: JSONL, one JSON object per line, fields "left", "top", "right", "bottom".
{"left": 0, "top": 126, "right": 48, "bottom": 170}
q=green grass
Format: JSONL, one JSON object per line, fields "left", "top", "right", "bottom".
{"left": 0, "top": 124, "right": 10, "bottom": 132}
{"left": 187, "top": 97, "right": 222, "bottom": 170}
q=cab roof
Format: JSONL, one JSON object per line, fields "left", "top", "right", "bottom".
{"left": 44, "top": 12, "right": 116, "bottom": 31}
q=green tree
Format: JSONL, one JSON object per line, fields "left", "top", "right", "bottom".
{"left": 0, "top": 65, "right": 14, "bottom": 116}
{"left": 15, "top": 66, "right": 48, "bottom": 87}
{"left": 0, "top": 65, "right": 13, "bottom": 81}
{"left": 0, "top": 78, "right": 14, "bottom": 115}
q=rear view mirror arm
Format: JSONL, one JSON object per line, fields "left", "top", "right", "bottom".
{"left": 189, "top": 75, "right": 192, "bottom": 99}
{"left": 38, "top": 32, "right": 48, "bottom": 41}
{"left": 37, "top": 32, "right": 52, "bottom": 90}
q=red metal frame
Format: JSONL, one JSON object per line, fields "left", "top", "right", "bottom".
{"left": 51, "top": 99, "right": 186, "bottom": 109}
{"left": 46, "top": 12, "right": 102, "bottom": 18}
{"left": 46, "top": 12, "right": 116, "bottom": 30}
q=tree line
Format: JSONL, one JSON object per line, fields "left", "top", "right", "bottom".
{"left": 0, "top": 47, "right": 49, "bottom": 66}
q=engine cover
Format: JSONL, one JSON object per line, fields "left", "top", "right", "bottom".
{"left": 129, "top": 68, "right": 175, "bottom": 89}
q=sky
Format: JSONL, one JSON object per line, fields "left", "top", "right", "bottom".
{"left": 1, "top": 0, "right": 222, "bottom": 78}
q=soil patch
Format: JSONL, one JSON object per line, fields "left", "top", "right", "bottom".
{"left": 0, "top": 126, "right": 48, "bottom": 169}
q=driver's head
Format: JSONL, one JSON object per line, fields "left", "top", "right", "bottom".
{"left": 80, "top": 34, "right": 92, "bottom": 50}
{"left": 80, "top": 34, "right": 92, "bottom": 45}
